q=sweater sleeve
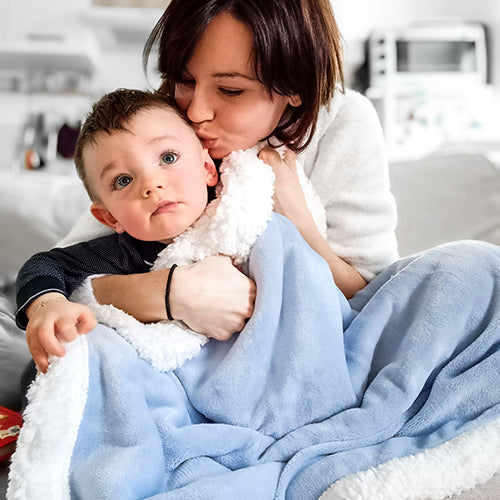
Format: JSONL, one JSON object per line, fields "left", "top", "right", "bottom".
{"left": 15, "top": 234, "right": 156, "bottom": 329}
{"left": 305, "top": 90, "right": 399, "bottom": 280}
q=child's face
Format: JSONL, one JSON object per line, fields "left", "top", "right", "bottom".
{"left": 87, "top": 107, "right": 218, "bottom": 243}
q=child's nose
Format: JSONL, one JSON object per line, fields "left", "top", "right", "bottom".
{"left": 142, "top": 177, "right": 164, "bottom": 197}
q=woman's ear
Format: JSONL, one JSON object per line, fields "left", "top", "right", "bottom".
{"left": 202, "top": 149, "right": 219, "bottom": 187}
{"left": 90, "top": 204, "right": 125, "bottom": 233}
{"left": 287, "top": 94, "right": 302, "bottom": 107}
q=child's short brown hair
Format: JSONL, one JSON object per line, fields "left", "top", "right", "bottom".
{"left": 74, "top": 89, "right": 189, "bottom": 200}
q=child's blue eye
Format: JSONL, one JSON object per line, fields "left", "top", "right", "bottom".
{"left": 113, "top": 175, "right": 132, "bottom": 190}
{"left": 162, "top": 152, "right": 178, "bottom": 165}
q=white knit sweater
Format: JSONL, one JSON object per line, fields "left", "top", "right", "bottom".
{"left": 300, "top": 89, "right": 399, "bottom": 280}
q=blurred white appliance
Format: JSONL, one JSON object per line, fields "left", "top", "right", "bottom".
{"left": 368, "top": 22, "right": 488, "bottom": 91}
{"left": 365, "top": 21, "right": 498, "bottom": 162}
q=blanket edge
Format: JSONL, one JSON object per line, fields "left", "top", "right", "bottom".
{"left": 7, "top": 336, "right": 90, "bottom": 500}
{"left": 319, "top": 417, "right": 500, "bottom": 500}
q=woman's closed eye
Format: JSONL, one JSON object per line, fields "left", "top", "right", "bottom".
{"left": 113, "top": 175, "right": 133, "bottom": 190}
{"left": 219, "top": 87, "right": 244, "bottom": 98}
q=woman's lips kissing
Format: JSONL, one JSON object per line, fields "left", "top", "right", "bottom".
{"left": 199, "top": 137, "right": 218, "bottom": 149}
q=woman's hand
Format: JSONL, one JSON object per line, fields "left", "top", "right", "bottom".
{"left": 258, "top": 146, "right": 317, "bottom": 236}
{"left": 92, "top": 255, "right": 256, "bottom": 341}
{"left": 170, "top": 256, "right": 256, "bottom": 341}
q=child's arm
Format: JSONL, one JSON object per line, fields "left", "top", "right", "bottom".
{"left": 25, "top": 293, "right": 97, "bottom": 373}
{"left": 16, "top": 233, "right": 155, "bottom": 329}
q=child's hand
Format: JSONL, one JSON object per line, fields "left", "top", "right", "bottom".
{"left": 26, "top": 293, "right": 97, "bottom": 373}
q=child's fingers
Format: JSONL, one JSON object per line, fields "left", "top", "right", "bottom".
{"left": 27, "top": 334, "right": 50, "bottom": 374}
{"left": 33, "top": 349, "right": 50, "bottom": 374}
{"left": 54, "top": 317, "right": 84, "bottom": 343}
{"left": 37, "top": 325, "right": 67, "bottom": 358}
{"left": 76, "top": 311, "right": 98, "bottom": 334}
{"left": 52, "top": 309, "right": 97, "bottom": 342}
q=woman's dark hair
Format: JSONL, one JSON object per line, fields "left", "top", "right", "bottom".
{"left": 74, "top": 89, "right": 185, "bottom": 201}
{"left": 143, "top": 0, "right": 344, "bottom": 153}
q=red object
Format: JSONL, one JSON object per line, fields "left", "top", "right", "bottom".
{"left": 0, "top": 406, "right": 23, "bottom": 461}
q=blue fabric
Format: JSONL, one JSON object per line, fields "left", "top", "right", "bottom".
{"left": 69, "top": 214, "right": 500, "bottom": 499}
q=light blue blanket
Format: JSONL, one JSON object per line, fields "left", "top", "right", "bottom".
{"left": 9, "top": 214, "right": 500, "bottom": 499}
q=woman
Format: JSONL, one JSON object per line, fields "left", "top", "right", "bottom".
{"left": 71, "top": 0, "right": 399, "bottom": 341}
{"left": 13, "top": 2, "right": 500, "bottom": 495}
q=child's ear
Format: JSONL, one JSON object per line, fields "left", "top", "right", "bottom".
{"left": 202, "top": 149, "right": 219, "bottom": 187}
{"left": 90, "top": 204, "right": 125, "bottom": 233}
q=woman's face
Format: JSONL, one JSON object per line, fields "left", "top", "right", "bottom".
{"left": 174, "top": 13, "right": 300, "bottom": 159}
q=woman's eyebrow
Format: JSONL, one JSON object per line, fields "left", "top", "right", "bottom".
{"left": 212, "top": 72, "right": 257, "bottom": 81}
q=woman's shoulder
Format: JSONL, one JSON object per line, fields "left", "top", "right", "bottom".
{"left": 318, "top": 88, "right": 379, "bottom": 132}
{"left": 301, "top": 88, "right": 383, "bottom": 172}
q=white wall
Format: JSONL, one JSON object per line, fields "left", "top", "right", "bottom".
{"left": 2, "top": 0, "right": 90, "bottom": 44}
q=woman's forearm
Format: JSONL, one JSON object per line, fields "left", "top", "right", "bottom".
{"left": 279, "top": 200, "right": 367, "bottom": 298}
{"left": 91, "top": 257, "right": 256, "bottom": 339}
{"left": 300, "top": 224, "right": 367, "bottom": 299}
{"left": 258, "top": 147, "right": 367, "bottom": 299}
{"left": 92, "top": 270, "right": 169, "bottom": 323}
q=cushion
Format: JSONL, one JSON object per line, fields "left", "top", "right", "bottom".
{"left": 0, "top": 170, "right": 90, "bottom": 287}
{"left": 390, "top": 153, "right": 500, "bottom": 256}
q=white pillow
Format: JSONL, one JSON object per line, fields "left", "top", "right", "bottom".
{"left": 0, "top": 170, "right": 90, "bottom": 287}
{"left": 390, "top": 153, "right": 500, "bottom": 256}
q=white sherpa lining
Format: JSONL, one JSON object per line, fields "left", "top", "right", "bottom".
{"left": 7, "top": 336, "right": 90, "bottom": 499}
{"left": 71, "top": 145, "right": 327, "bottom": 372}
{"left": 320, "top": 417, "right": 500, "bottom": 500}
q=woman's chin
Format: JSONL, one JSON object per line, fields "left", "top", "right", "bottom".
{"left": 209, "top": 143, "right": 258, "bottom": 159}
{"left": 207, "top": 147, "right": 229, "bottom": 160}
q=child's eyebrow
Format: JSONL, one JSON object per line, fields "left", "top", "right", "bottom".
{"left": 98, "top": 161, "right": 119, "bottom": 181}
{"left": 149, "top": 134, "right": 178, "bottom": 145}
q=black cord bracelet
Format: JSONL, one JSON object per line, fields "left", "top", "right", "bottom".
{"left": 165, "top": 264, "right": 178, "bottom": 321}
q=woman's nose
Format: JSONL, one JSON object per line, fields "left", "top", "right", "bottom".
{"left": 185, "top": 87, "right": 215, "bottom": 124}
